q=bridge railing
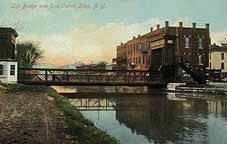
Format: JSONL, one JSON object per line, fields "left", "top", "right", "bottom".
{"left": 18, "top": 68, "right": 159, "bottom": 84}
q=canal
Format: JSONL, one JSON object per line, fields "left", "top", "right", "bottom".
{"left": 54, "top": 86, "right": 227, "bottom": 144}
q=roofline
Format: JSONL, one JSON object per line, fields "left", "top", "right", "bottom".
{"left": 0, "top": 27, "right": 19, "bottom": 37}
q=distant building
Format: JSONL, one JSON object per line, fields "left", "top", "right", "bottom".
{"left": 76, "top": 63, "right": 106, "bottom": 70}
{"left": 209, "top": 43, "right": 227, "bottom": 72}
{"left": 0, "top": 27, "right": 18, "bottom": 83}
{"left": 115, "top": 21, "right": 210, "bottom": 82}
{"left": 115, "top": 42, "right": 128, "bottom": 69}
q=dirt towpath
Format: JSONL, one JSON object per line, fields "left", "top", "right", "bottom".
{"left": 0, "top": 91, "right": 72, "bottom": 144}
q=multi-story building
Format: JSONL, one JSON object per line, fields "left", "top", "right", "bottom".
{"left": 126, "top": 34, "right": 149, "bottom": 70}
{"left": 0, "top": 27, "right": 19, "bottom": 83}
{"left": 115, "top": 21, "right": 210, "bottom": 83}
{"left": 209, "top": 43, "right": 227, "bottom": 72}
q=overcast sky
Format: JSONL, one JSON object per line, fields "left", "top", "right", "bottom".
{"left": 1, "top": 0, "right": 227, "bottom": 65}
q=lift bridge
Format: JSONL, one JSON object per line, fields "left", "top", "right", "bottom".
{"left": 18, "top": 68, "right": 167, "bottom": 88}
{"left": 18, "top": 58, "right": 207, "bottom": 88}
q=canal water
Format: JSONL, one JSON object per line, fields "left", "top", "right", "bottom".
{"left": 53, "top": 87, "right": 227, "bottom": 144}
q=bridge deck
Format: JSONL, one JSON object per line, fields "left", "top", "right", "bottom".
{"left": 18, "top": 68, "right": 165, "bottom": 87}
{"left": 18, "top": 80, "right": 166, "bottom": 87}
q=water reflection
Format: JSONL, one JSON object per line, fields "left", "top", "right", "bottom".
{"left": 62, "top": 91, "right": 227, "bottom": 144}
{"left": 115, "top": 95, "right": 208, "bottom": 144}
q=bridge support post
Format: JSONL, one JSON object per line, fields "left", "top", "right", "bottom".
{"left": 148, "top": 86, "right": 159, "bottom": 94}
{"left": 45, "top": 70, "right": 48, "bottom": 81}
{"left": 147, "top": 85, "right": 166, "bottom": 93}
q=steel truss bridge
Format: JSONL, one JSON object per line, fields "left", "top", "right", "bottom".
{"left": 18, "top": 68, "right": 166, "bottom": 87}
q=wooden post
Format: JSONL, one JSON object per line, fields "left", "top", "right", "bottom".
{"left": 45, "top": 70, "right": 48, "bottom": 81}
{"left": 127, "top": 71, "right": 130, "bottom": 83}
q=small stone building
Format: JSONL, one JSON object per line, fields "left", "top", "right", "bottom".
{"left": 0, "top": 28, "right": 18, "bottom": 83}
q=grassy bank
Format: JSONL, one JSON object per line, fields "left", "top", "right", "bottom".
{"left": 1, "top": 83, "right": 120, "bottom": 144}
{"left": 47, "top": 87, "right": 120, "bottom": 144}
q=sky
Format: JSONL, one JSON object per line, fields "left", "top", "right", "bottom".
{"left": 0, "top": 0, "right": 227, "bottom": 65}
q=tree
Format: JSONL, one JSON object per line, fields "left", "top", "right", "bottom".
{"left": 219, "top": 37, "right": 227, "bottom": 44}
{"left": 16, "top": 41, "right": 43, "bottom": 68}
{"left": 97, "top": 61, "right": 108, "bottom": 66}
{"left": 96, "top": 61, "right": 108, "bottom": 69}
{"left": 224, "top": 37, "right": 227, "bottom": 43}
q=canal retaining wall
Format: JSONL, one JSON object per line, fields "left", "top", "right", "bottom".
{"left": 167, "top": 82, "right": 227, "bottom": 95}
{"left": 174, "top": 86, "right": 227, "bottom": 95}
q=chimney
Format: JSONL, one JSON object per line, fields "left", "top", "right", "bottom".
{"left": 213, "top": 43, "right": 216, "bottom": 46}
{"left": 193, "top": 23, "right": 196, "bottom": 28}
{"left": 179, "top": 22, "right": 183, "bottom": 27}
{"left": 205, "top": 23, "right": 209, "bottom": 29}
{"left": 150, "top": 27, "right": 153, "bottom": 32}
{"left": 138, "top": 34, "right": 141, "bottom": 38}
{"left": 165, "top": 21, "right": 169, "bottom": 28}
{"left": 133, "top": 36, "right": 136, "bottom": 39}
{"left": 156, "top": 24, "right": 160, "bottom": 30}
{"left": 121, "top": 42, "right": 123, "bottom": 45}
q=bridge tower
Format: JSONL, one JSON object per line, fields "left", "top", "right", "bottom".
{"left": 149, "top": 22, "right": 210, "bottom": 84}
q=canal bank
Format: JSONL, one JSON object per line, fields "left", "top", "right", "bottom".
{"left": 0, "top": 83, "right": 119, "bottom": 144}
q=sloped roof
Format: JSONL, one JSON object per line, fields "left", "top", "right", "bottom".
{"left": 0, "top": 27, "right": 18, "bottom": 37}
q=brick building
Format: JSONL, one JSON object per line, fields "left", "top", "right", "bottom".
{"left": 115, "top": 21, "right": 210, "bottom": 83}
{"left": 126, "top": 34, "right": 149, "bottom": 70}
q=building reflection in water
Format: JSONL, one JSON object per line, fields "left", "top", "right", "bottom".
{"left": 66, "top": 92, "right": 227, "bottom": 144}
{"left": 115, "top": 94, "right": 208, "bottom": 144}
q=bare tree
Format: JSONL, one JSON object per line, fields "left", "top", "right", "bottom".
{"left": 16, "top": 41, "right": 43, "bottom": 68}
{"left": 218, "top": 37, "right": 227, "bottom": 45}
{"left": 224, "top": 37, "right": 227, "bottom": 43}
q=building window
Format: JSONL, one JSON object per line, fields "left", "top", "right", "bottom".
{"left": 142, "top": 56, "right": 145, "bottom": 64}
{"left": 10, "top": 65, "right": 15, "bottom": 76}
{"left": 221, "top": 52, "right": 224, "bottom": 60}
{"left": 167, "top": 40, "right": 173, "bottom": 44}
{"left": 198, "top": 55, "right": 203, "bottom": 65}
{"left": 210, "top": 62, "right": 211, "bottom": 69}
{"left": 138, "top": 44, "right": 141, "bottom": 51}
{"left": 0, "top": 64, "right": 3, "bottom": 75}
{"left": 199, "top": 38, "right": 203, "bottom": 49}
{"left": 142, "top": 43, "right": 147, "bottom": 52}
{"left": 138, "top": 56, "right": 141, "bottom": 64}
{"left": 221, "top": 63, "right": 224, "bottom": 70}
{"left": 127, "top": 46, "right": 130, "bottom": 54}
{"left": 185, "top": 37, "right": 190, "bottom": 48}
{"left": 136, "top": 44, "right": 139, "bottom": 52}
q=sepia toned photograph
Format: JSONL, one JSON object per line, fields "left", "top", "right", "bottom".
{"left": 0, "top": 0, "right": 227, "bottom": 144}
